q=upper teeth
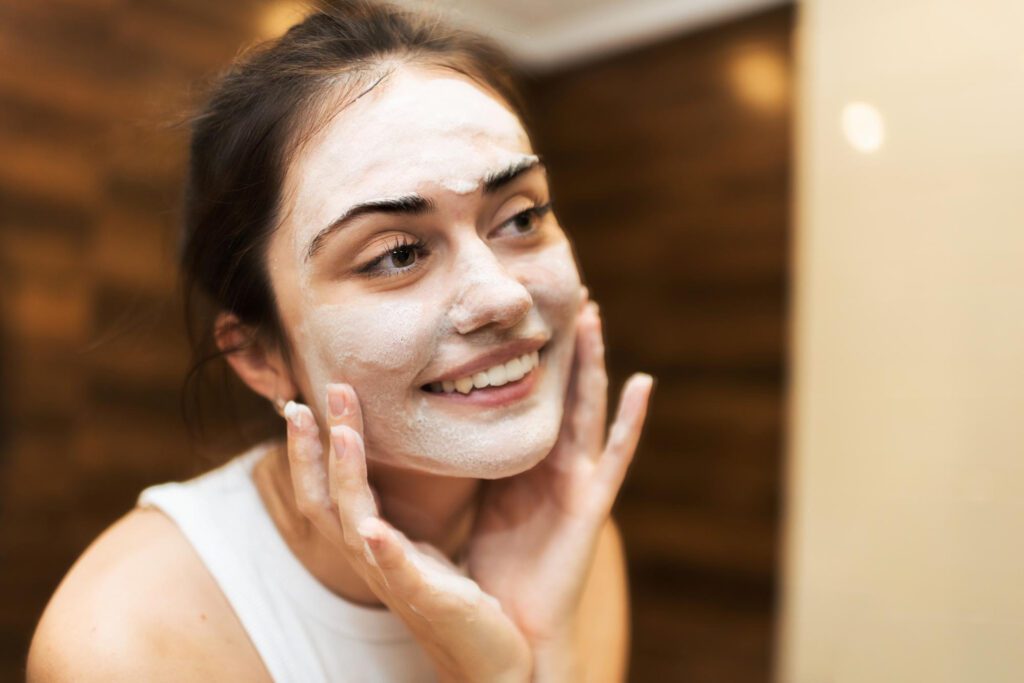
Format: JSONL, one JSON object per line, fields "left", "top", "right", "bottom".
{"left": 431, "top": 350, "right": 540, "bottom": 395}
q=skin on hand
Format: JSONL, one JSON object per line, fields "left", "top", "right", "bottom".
{"left": 284, "top": 385, "right": 532, "bottom": 683}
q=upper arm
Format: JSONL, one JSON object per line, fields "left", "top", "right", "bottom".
{"left": 28, "top": 613, "right": 236, "bottom": 683}
{"left": 27, "top": 604, "right": 164, "bottom": 683}
{"left": 26, "top": 508, "right": 269, "bottom": 683}
{"left": 576, "top": 516, "right": 630, "bottom": 683}
{"left": 27, "top": 544, "right": 178, "bottom": 681}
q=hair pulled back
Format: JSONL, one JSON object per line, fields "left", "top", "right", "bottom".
{"left": 179, "top": 0, "right": 527, "bottom": 436}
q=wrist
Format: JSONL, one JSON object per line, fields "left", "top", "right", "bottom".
{"left": 530, "top": 625, "right": 581, "bottom": 683}
{"left": 435, "top": 652, "right": 532, "bottom": 683}
{"left": 438, "top": 666, "right": 530, "bottom": 683}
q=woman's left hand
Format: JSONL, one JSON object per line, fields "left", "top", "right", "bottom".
{"left": 465, "top": 297, "right": 654, "bottom": 674}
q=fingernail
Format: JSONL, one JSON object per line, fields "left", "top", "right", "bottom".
{"left": 283, "top": 401, "right": 310, "bottom": 430}
{"left": 327, "top": 383, "right": 348, "bottom": 420}
{"left": 330, "top": 424, "right": 347, "bottom": 459}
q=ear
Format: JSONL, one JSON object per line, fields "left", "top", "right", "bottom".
{"left": 214, "top": 311, "right": 297, "bottom": 405}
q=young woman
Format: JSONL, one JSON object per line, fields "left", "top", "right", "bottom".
{"left": 28, "top": 2, "right": 653, "bottom": 681}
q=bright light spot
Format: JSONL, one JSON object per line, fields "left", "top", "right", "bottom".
{"left": 728, "top": 45, "right": 788, "bottom": 113}
{"left": 841, "top": 102, "right": 885, "bottom": 153}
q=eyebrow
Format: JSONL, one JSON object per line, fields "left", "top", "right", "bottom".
{"left": 304, "top": 156, "right": 545, "bottom": 262}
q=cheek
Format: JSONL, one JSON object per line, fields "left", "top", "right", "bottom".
{"left": 515, "top": 239, "right": 584, "bottom": 400}
{"left": 295, "top": 298, "right": 440, "bottom": 413}
{"left": 517, "top": 239, "right": 583, "bottom": 321}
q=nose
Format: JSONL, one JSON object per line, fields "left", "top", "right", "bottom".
{"left": 447, "top": 242, "right": 533, "bottom": 334}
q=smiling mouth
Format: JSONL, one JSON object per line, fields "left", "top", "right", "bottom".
{"left": 421, "top": 349, "right": 541, "bottom": 396}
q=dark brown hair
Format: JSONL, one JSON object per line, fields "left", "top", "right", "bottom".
{"left": 179, "top": 0, "right": 529, "bottom": 438}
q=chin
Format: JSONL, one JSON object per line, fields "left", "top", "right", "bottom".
{"left": 380, "top": 401, "right": 565, "bottom": 480}
{"left": 470, "top": 428, "right": 560, "bottom": 480}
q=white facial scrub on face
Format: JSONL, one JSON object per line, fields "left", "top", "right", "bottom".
{"left": 269, "top": 66, "right": 584, "bottom": 478}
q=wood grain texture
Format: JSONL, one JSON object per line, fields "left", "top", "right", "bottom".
{"left": 0, "top": 2, "right": 269, "bottom": 675}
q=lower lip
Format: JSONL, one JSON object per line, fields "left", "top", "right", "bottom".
{"left": 422, "top": 361, "right": 543, "bottom": 408}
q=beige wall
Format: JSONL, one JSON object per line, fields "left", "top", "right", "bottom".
{"left": 780, "top": 0, "right": 1024, "bottom": 681}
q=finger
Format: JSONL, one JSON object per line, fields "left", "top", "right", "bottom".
{"left": 558, "top": 288, "right": 594, "bottom": 439}
{"left": 362, "top": 519, "right": 486, "bottom": 623}
{"left": 283, "top": 401, "right": 345, "bottom": 547}
{"left": 591, "top": 373, "right": 654, "bottom": 513}
{"left": 326, "top": 382, "right": 365, "bottom": 503}
{"left": 329, "top": 421, "right": 381, "bottom": 553}
{"left": 345, "top": 519, "right": 433, "bottom": 629}
{"left": 358, "top": 518, "right": 422, "bottom": 595}
{"left": 571, "top": 301, "right": 608, "bottom": 459}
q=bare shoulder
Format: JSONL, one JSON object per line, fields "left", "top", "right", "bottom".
{"left": 577, "top": 516, "right": 630, "bottom": 682}
{"left": 27, "top": 507, "right": 271, "bottom": 682}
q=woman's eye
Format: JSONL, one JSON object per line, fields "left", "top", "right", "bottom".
{"left": 495, "top": 202, "right": 552, "bottom": 238}
{"left": 358, "top": 237, "right": 429, "bottom": 278}
{"left": 389, "top": 244, "right": 416, "bottom": 267}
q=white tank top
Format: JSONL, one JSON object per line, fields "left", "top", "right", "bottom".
{"left": 136, "top": 440, "right": 437, "bottom": 683}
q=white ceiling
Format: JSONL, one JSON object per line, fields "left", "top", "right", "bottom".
{"left": 388, "top": 0, "right": 789, "bottom": 71}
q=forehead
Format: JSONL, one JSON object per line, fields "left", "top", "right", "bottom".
{"left": 283, "top": 67, "right": 534, "bottom": 242}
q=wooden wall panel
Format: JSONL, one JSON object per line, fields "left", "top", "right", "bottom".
{"left": 0, "top": 1, "right": 267, "bottom": 675}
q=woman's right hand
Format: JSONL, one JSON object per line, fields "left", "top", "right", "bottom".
{"left": 283, "top": 384, "right": 531, "bottom": 683}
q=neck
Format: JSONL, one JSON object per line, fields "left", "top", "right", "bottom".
{"left": 254, "top": 440, "right": 481, "bottom": 607}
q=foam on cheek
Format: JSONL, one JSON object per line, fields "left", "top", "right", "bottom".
{"left": 297, "top": 297, "right": 434, "bottom": 416}
{"left": 511, "top": 240, "right": 584, "bottom": 320}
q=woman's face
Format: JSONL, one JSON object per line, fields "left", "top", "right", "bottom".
{"left": 266, "top": 65, "right": 583, "bottom": 479}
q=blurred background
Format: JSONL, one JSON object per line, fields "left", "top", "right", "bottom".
{"left": 2, "top": 0, "right": 1022, "bottom": 681}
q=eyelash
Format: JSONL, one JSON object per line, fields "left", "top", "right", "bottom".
{"left": 499, "top": 202, "right": 552, "bottom": 238}
{"left": 357, "top": 201, "right": 553, "bottom": 279}
{"left": 358, "top": 235, "right": 430, "bottom": 279}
